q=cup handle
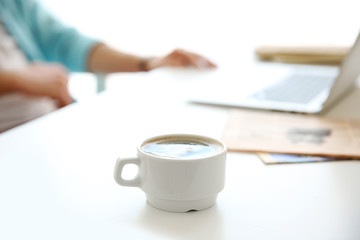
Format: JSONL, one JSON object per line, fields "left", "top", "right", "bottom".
{"left": 114, "top": 157, "right": 141, "bottom": 187}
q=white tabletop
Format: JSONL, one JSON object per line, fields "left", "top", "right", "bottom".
{"left": 1, "top": 65, "right": 360, "bottom": 240}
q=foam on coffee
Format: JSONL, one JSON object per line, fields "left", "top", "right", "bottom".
{"left": 141, "top": 137, "right": 223, "bottom": 159}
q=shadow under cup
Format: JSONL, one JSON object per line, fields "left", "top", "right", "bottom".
{"left": 114, "top": 134, "right": 227, "bottom": 213}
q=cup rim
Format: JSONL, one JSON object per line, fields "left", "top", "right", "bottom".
{"left": 137, "top": 133, "right": 227, "bottom": 161}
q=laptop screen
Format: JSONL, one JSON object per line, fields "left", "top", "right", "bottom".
{"left": 323, "top": 31, "right": 360, "bottom": 111}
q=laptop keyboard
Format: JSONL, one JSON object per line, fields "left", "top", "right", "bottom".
{"left": 252, "top": 74, "right": 335, "bottom": 104}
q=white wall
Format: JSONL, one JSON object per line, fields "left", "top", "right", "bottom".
{"left": 41, "top": 0, "right": 360, "bottom": 54}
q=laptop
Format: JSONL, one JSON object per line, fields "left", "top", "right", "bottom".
{"left": 189, "top": 32, "right": 360, "bottom": 114}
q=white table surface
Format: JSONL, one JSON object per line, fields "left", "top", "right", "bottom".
{"left": 1, "top": 65, "right": 360, "bottom": 240}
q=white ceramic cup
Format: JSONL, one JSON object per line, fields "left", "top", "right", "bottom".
{"left": 114, "top": 134, "right": 227, "bottom": 212}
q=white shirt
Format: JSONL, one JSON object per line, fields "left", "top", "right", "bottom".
{"left": 0, "top": 22, "right": 57, "bottom": 132}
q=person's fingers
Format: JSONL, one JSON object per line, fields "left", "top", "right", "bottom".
{"left": 196, "top": 58, "right": 217, "bottom": 69}
{"left": 186, "top": 53, "right": 206, "bottom": 69}
{"left": 169, "top": 49, "right": 217, "bottom": 69}
{"left": 52, "top": 67, "right": 71, "bottom": 107}
{"left": 56, "top": 86, "right": 72, "bottom": 108}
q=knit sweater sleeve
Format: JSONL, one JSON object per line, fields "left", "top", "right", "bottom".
{"left": 17, "top": 0, "right": 99, "bottom": 72}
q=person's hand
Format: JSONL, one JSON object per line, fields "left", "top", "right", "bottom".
{"left": 14, "top": 63, "right": 71, "bottom": 107}
{"left": 146, "top": 49, "right": 217, "bottom": 71}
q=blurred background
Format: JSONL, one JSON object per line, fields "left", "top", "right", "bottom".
{"left": 40, "top": 0, "right": 360, "bottom": 100}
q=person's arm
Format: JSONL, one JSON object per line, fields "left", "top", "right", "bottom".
{"left": 87, "top": 44, "right": 217, "bottom": 74}
{"left": 87, "top": 44, "right": 147, "bottom": 73}
{"left": 0, "top": 64, "right": 71, "bottom": 107}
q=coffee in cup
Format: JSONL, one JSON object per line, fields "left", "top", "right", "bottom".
{"left": 141, "top": 136, "right": 223, "bottom": 159}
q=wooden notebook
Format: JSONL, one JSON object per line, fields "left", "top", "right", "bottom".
{"left": 255, "top": 45, "right": 349, "bottom": 65}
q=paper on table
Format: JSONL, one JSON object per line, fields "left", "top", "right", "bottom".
{"left": 257, "top": 153, "right": 352, "bottom": 164}
{"left": 222, "top": 110, "right": 360, "bottom": 158}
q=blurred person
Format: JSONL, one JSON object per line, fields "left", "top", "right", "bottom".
{"left": 0, "top": 0, "right": 216, "bottom": 132}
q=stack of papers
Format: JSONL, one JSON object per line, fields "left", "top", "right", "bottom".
{"left": 222, "top": 110, "right": 360, "bottom": 160}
